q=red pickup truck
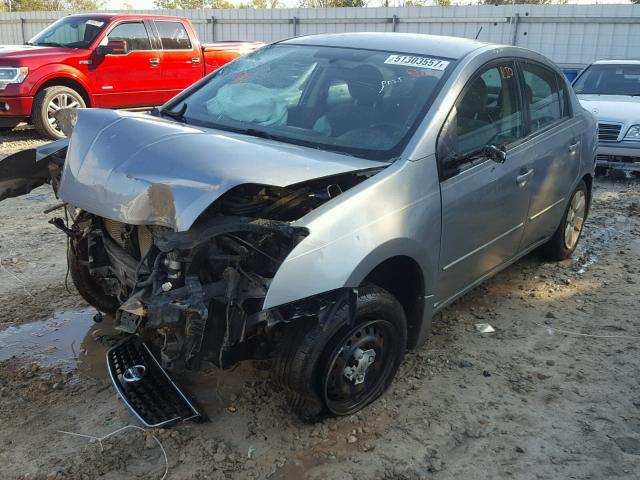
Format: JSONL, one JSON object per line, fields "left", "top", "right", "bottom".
{"left": 0, "top": 14, "right": 262, "bottom": 138}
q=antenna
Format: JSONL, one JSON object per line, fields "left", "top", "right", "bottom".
{"left": 475, "top": 26, "right": 483, "bottom": 40}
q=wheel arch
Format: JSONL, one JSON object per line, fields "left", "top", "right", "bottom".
{"left": 361, "top": 255, "right": 427, "bottom": 349}
{"left": 31, "top": 74, "right": 92, "bottom": 107}
{"left": 581, "top": 172, "right": 593, "bottom": 215}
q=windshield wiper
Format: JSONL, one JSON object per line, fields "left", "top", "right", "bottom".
{"left": 160, "top": 102, "right": 188, "bottom": 123}
{"left": 34, "top": 42, "right": 65, "bottom": 47}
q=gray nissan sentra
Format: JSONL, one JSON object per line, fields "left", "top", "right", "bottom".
{"left": 0, "top": 33, "right": 596, "bottom": 425}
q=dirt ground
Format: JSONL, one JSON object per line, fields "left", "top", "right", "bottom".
{"left": 1, "top": 129, "right": 639, "bottom": 480}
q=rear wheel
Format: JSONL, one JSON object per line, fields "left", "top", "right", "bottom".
{"left": 275, "top": 284, "right": 407, "bottom": 422}
{"left": 539, "top": 180, "right": 588, "bottom": 261}
{"left": 32, "top": 86, "right": 85, "bottom": 139}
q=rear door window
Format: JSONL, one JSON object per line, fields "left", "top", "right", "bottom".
{"left": 520, "top": 62, "right": 565, "bottom": 133}
{"left": 155, "top": 21, "right": 192, "bottom": 50}
{"left": 105, "top": 22, "right": 151, "bottom": 51}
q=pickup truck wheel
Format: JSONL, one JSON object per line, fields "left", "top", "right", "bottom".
{"left": 32, "top": 86, "right": 85, "bottom": 139}
{"left": 69, "top": 237, "right": 119, "bottom": 315}
{"left": 539, "top": 180, "right": 588, "bottom": 261}
{"left": 274, "top": 284, "right": 407, "bottom": 422}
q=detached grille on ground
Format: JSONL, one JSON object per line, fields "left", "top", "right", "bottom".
{"left": 598, "top": 123, "right": 622, "bottom": 142}
{"left": 108, "top": 336, "right": 202, "bottom": 427}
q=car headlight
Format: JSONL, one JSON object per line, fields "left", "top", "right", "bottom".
{"left": 0, "top": 67, "right": 29, "bottom": 91}
{"left": 624, "top": 125, "right": 640, "bottom": 141}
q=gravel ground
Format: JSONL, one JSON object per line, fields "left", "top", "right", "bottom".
{"left": 0, "top": 129, "right": 639, "bottom": 480}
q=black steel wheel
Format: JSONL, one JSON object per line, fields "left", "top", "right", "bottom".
{"left": 322, "top": 319, "right": 399, "bottom": 416}
{"left": 274, "top": 284, "right": 407, "bottom": 422}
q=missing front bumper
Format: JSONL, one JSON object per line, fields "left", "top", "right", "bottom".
{"left": 107, "top": 336, "right": 203, "bottom": 428}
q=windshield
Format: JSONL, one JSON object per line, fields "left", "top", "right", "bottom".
{"left": 171, "top": 44, "right": 452, "bottom": 160}
{"left": 29, "top": 16, "right": 106, "bottom": 49}
{"left": 574, "top": 64, "right": 640, "bottom": 96}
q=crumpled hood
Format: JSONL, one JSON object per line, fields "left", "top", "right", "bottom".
{"left": 59, "top": 109, "right": 385, "bottom": 231}
{"left": 577, "top": 94, "right": 640, "bottom": 122}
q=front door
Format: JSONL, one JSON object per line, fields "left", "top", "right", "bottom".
{"left": 153, "top": 20, "right": 202, "bottom": 101}
{"left": 517, "top": 60, "right": 582, "bottom": 248}
{"left": 436, "top": 61, "right": 533, "bottom": 304}
{"left": 89, "top": 21, "right": 164, "bottom": 109}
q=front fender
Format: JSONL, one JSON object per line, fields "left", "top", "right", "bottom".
{"left": 263, "top": 156, "right": 441, "bottom": 310}
{"left": 27, "top": 65, "right": 93, "bottom": 102}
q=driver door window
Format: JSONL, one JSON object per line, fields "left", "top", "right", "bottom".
{"left": 439, "top": 62, "right": 524, "bottom": 179}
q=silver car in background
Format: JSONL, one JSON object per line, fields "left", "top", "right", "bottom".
{"left": 0, "top": 33, "right": 596, "bottom": 425}
{"left": 573, "top": 60, "right": 640, "bottom": 173}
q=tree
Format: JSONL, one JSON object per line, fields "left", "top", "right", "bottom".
{"left": 403, "top": 0, "right": 450, "bottom": 6}
{"left": 298, "top": 0, "right": 365, "bottom": 7}
{"left": 481, "top": 0, "right": 552, "bottom": 4}
{"left": 1, "top": 0, "right": 103, "bottom": 10}
{"left": 154, "top": 0, "right": 235, "bottom": 7}
{"left": 238, "top": 0, "right": 282, "bottom": 7}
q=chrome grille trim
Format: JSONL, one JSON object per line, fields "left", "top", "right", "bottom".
{"left": 598, "top": 122, "right": 622, "bottom": 142}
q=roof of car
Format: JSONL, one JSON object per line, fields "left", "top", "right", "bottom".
{"left": 593, "top": 59, "right": 640, "bottom": 65}
{"left": 279, "top": 33, "right": 488, "bottom": 60}
{"left": 66, "top": 13, "right": 187, "bottom": 21}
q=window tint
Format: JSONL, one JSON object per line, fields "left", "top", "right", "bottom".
{"left": 155, "top": 21, "right": 192, "bottom": 50}
{"left": 439, "top": 62, "right": 524, "bottom": 177}
{"left": 105, "top": 22, "right": 151, "bottom": 51}
{"left": 521, "top": 63, "right": 564, "bottom": 133}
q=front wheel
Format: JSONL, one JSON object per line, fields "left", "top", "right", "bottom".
{"left": 32, "top": 86, "right": 86, "bottom": 139}
{"left": 69, "top": 237, "right": 120, "bottom": 315}
{"left": 539, "top": 180, "right": 588, "bottom": 261}
{"left": 274, "top": 284, "right": 407, "bottom": 422}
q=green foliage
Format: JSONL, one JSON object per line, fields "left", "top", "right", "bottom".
{"left": 154, "top": 0, "right": 235, "bottom": 7}
{"left": 298, "top": 0, "right": 366, "bottom": 7}
{"left": 238, "top": 0, "right": 282, "bottom": 8}
{"left": 1, "top": 0, "right": 103, "bottom": 10}
{"left": 480, "top": 0, "right": 553, "bottom": 4}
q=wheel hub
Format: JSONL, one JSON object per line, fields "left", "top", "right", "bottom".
{"left": 343, "top": 348, "right": 376, "bottom": 385}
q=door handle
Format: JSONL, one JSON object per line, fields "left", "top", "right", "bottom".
{"left": 568, "top": 139, "right": 579, "bottom": 153}
{"left": 191, "top": 57, "right": 201, "bottom": 65}
{"left": 149, "top": 57, "right": 160, "bottom": 66}
{"left": 516, "top": 169, "right": 534, "bottom": 187}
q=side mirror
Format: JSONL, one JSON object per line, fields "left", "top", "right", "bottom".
{"left": 483, "top": 144, "right": 507, "bottom": 163}
{"left": 100, "top": 40, "right": 128, "bottom": 56}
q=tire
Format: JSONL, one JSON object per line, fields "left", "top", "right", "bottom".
{"left": 538, "top": 180, "right": 588, "bottom": 261}
{"left": 32, "top": 86, "right": 86, "bottom": 140}
{"left": 274, "top": 284, "right": 407, "bottom": 422}
{"left": 69, "top": 237, "right": 119, "bottom": 315}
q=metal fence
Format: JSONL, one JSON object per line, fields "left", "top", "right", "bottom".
{"left": 1, "top": 4, "right": 639, "bottom": 65}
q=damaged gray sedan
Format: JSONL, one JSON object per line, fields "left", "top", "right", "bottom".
{"left": 0, "top": 33, "right": 596, "bottom": 426}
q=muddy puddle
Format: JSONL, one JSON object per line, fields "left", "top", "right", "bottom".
{"left": 0, "top": 308, "right": 119, "bottom": 378}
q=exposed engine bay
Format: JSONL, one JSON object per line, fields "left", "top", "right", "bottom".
{"left": 29, "top": 144, "right": 378, "bottom": 375}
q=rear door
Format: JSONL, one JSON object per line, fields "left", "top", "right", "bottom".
{"left": 90, "top": 20, "right": 164, "bottom": 108}
{"left": 153, "top": 20, "right": 202, "bottom": 99}
{"left": 517, "top": 61, "right": 581, "bottom": 249}
{"left": 436, "top": 60, "right": 534, "bottom": 304}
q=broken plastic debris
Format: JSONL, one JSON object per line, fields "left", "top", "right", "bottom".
{"left": 93, "top": 312, "right": 103, "bottom": 323}
{"left": 227, "top": 405, "right": 237, "bottom": 414}
{"left": 474, "top": 323, "right": 495, "bottom": 333}
{"left": 247, "top": 446, "right": 255, "bottom": 459}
